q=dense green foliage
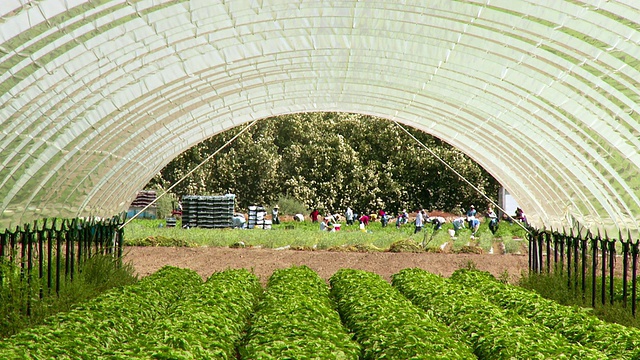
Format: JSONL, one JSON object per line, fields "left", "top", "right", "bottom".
{"left": 0, "top": 255, "right": 136, "bottom": 338}
{"left": 330, "top": 269, "right": 475, "bottom": 359}
{"left": 0, "top": 267, "right": 261, "bottom": 359}
{"left": 149, "top": 113, "right": 499, "bottom": 215}
{"left": 450, "top": 269, "right": 640, "bottom": 359}
{"left": 392, "top": 268, "right": 606, "bottom": 359}
{"left": 241, "top": 266, "right": 360, "bottom": 359}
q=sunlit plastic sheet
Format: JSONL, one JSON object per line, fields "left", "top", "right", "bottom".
{"left": 1, "top": 0, "right": 640, "bottom": 237}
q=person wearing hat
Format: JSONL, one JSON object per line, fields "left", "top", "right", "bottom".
{"left": 272, "top": 205, "right": 280, "bottom": 225}
{"left": 466, "top": 205, "right": 477, "bottom": 229}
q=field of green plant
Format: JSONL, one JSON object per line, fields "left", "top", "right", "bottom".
{"left": 124, "top": 218, "right": 529, "bottom": 254}
{"left": 2, "top": 266, "right": 639, "bottom": 359}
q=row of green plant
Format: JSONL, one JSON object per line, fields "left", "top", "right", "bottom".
{"left": 124, "top": 218, "right": 528, "bottom": 254}
{"left": 0, "top": 254, "right": 136, "bottom": 338}
{"left": 329, "top": 268, "right": 475, "bottom": 359}
{"left": 0, "top": 267, "right": 261, "bottom": 359}
{"left": 392, "top": 268, "right": 606, "bottom": 359}
{"left": 451, "top": 269, "right": 640, "bottom": 359}
{"left": 241, "top": 266, "right": 360, "bottom": 359}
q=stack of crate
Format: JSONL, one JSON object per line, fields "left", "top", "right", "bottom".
{"left": 181, "top": 194, "right": 235, "bottom": 229}
{"left": 127, "top": 190, "right": 157, "bottom": 219}
{"left": 248, "top": 206, "right": 267, "bottom": 229}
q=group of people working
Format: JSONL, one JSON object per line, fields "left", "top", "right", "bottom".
{"left": 303, "top": 204, "right": 528, "bottom": 235}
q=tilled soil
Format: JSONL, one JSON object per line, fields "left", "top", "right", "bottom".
{"left": 124, "top": 246, "right": 529, "bottom": 285}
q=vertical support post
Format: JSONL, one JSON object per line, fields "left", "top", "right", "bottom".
{"left": 38, "top": 219, "right": 45, "bottom": 299}
{"left": 0, "top": 231, "right": 5, "bottom": 284}
{"left": 26, "top": 222, "right": 34, "bottom": 316}
{"left": 573, "top": 233, "right": 579, "bottom": 290}
{"left": 609, "top": 239, "right": 616, "bottom": 305}
{"left": 632, "top": 240, "right": 638, "bottom": 317}
{"left": 47, "top": 219, "right": 54, "bottom": 294}
{"left": 622, "top": 233, "right": 630, "bottom": 308}
{"left": 591, "top": 233, "right": 598, "bottom": 308}
{"left": 546, "top": 231, "right": 551, "bottom": 273}
{"left": 117, "top": 223, "right": 124, "bottom": 266}
{"left": 56, "top": 221, "right": 63, "bottom": 295}
{"left": 559, "top": 232, "right": 565, "bottom": 275}
{"left": 553, "top": 229, "right": 559, "bottom": 270}
{"left": 69, "top": 219, "right": 75, "bottom": 281}
{"left": 567, "top": 232, "right": 572, "bottom": 289}
{"left": 581, "top": 237, "right": 587, "bottom": 298}
{"left": 20, "top": 225, "right": 27, "bottom": 280}
{"left": 538, "top": 232, "right": 544, "bottom": 274}
{"left": 601, "top": 236, "right": 607, "bottom": 305}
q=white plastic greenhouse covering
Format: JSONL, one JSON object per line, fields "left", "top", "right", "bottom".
{"left": 1, "top": 0, "right": 640, "bottom": 236}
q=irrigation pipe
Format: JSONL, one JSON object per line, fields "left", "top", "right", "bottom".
{"left": 393, "top": 120, "right": 531, "bottom": 235}
{"left": 119, "top": 118, "right": 261, "bottom": 230}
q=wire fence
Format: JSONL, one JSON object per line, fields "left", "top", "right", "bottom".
{"left": 528, "top": 228, "right": 640, "bottom": 317}
{"left": 0, "top": 216, "right": 125, "bottom": 315}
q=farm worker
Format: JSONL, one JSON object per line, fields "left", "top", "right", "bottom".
{"left": 452, "top": 217, "right": 466, "bottom": 233}
{"left": 486, "top": 207, "right": 499, "bottom": 234}
{"left": 359, "top": 213, "right": 370, "bottom": 226}
{"left": 515, "top": 207, "right": 527, "bottom": 224}
{"left": 466, "top": 205, "right": 477, "bottom": 228}
{"left": 320, "top": 217, "right": 334, "bottom": 231}
{"left": 345, "top": 207, "right": 354, "bottom": 225}
{"left": 414, "top": 210, "right": 424, "bottom": 234}
{"left": 430, "top": 216, "right": 446, "bottom": 231}
{"left": 378, "top": 209, "right": 388, "bottom": 227}
{"left": 469, "top": 216, "right": 480, "bottom": 237}
{"left": 310, "top": 209, "right": 320, "bottom": 223}
{"left": 272, "top": 205, "right": 280, "bottom": 225}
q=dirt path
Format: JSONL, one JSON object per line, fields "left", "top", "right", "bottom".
{"left": 124, "top": 246, "right": 529, "bottom": 285}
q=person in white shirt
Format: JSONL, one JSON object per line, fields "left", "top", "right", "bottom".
{"left": 345, "top": 207, "right": 354, "bottom": 225}
{"left": 414, "top": 210, "right": 424, "bottom": 234}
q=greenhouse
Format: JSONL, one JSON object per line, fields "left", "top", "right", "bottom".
{"left": 1, "top": 0, "right": 640, "bottom": 236}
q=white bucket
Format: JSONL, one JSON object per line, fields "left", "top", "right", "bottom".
{"left": 448, "top": 229, "right": 456, "bottom": 237}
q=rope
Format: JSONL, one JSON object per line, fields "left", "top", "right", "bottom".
{"left": 119, "top": 118, "right": 261, "bottom": 230}
{"left": 393, "top": 120, "right": 531, "bottom": 234}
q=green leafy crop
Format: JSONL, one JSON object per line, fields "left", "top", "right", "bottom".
{"left": 450, "top": 269, "right": 640, "bottom": 359}
{"left": 392, "top": 268, "right": 606, "bottom": 359}
{"left": 330, "top": 268, "right": 475, "bottom": 359}
{"left": 241, "top": 265, "right": 360, "bottom": 359}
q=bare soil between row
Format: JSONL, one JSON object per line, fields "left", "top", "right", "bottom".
{"left": 124, "top": 246, "right": 529, "bottom": 285}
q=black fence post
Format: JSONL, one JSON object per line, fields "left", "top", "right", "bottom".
{"left": 56, "top": 221, "right": 64, "bottom": 295}
{"left": 37, "top": 219, "right": 45, "bottom": 299}
{"left": 573, "top": 232, "right": 579, "bottom": 291}
{"left": 581, "top": 236, "right": 587, "bottom": 298}
{"left": 0, "top": 231, "right": 5, "bottom": 284}
{"left": 601, "top": 235, "right": 608, "bottom": 306}
{"left": 591, "top": 233, "right": 598, "bottom": 308}
{"left": 632, "top": 240, "right": 638, "bottom": 317}
{"left": 47, "top": 219, "right": 53, "bottom": 295}
{"left": 566, "top": 230, "right": 572, "bottom": 289}
{"left": 622, "top": 233, "right": 630, "bottom": 308}
{"left": 559, "top": 232, "right": 565, "bottom": 275}
{"left": 552, "top": 228, "right": 559, "bottom": 270}
{"left": 546, "top": 231, "right": 551, "bottom": 274}
{"left": 609, "top": 238, "right": 616, "bottom": 306}
{"left": 20, "top": 224, "right": 27, "bottom": 280}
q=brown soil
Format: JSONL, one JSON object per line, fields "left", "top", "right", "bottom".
{"left": 124, "top": 246, "right": 529, "bottom": 285}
